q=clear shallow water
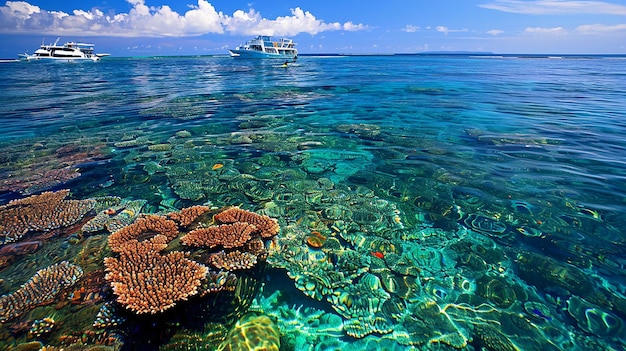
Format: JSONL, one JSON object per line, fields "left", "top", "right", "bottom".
{"left": 1, "top": 55, "right": 625, "bottom": 350}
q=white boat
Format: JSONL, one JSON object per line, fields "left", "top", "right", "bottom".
{"left": 19, "top": 38, "right": 110, "bottom": 62}
{"left": 228, "top": 35, "right": 298, "bottom": 60}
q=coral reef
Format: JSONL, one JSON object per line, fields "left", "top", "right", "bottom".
{"left": 103, "top": 214, "right": 207, "bottom": 314}
{"left": 0, "top": 138, "right": 108, "bottom": 196}
{"left": 0, "top": 189, "right": 95, "bottom": 245}
{"left": 2, "top": 58, "right": 625, "bottom": 351}
{"left": 10, "top": 168, "right": 81, "bottom": 196}
{"left": 182, "top": 222, "right": 256, "bottom": 249}
{"left": 0, "top": 261, "right": 83, "bottom": 322}
{"left": 93, "top": 302, "right": 126, "bottom": 329}
{"left": 99, "top": 205, "right": 280, "bottom": 341}
{"left": 82, "top": 198, "right": 146, "bottom": 234}
{"left": 213, "top": 207, "right": 280, "bottom": 239}
{"left": 167, "top": 205, "right": 211, "bottom": 227}
{"left": 29, "top": 317, "right": 56, "bottom": 338}
{"left": 104, "top": 249, "right": 208, "bottom": 314}
{"left": 107, "top": 215, "right": 179, "bottom": 253}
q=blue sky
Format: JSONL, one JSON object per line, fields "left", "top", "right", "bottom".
{"left": 1, "top": 0, "right": 625, "bottom": 57}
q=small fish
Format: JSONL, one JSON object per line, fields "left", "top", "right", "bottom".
{"left": 212, "top": 163, "right": 224, "bottom": 170}
{"left": 371, "top": 251, "right": 384, "bottom": 259}
{"left": 120, "top": 208, "right": 135, "bottom": 217}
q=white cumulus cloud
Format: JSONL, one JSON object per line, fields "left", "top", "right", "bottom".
{"left": 223, "top": 7, "right": 343, "bottom": 36}
{"left": 0, "top": 0, "right": 367, "bottom": 37}
{"left": 343, "top": 21, "right": 367, "bottom": 31}
{"left": 3, "top": 0, "right": 40, "bottom": 18}
{"left": 436, "top": 26, "right": 468, "bottom": 35}
{"left": 403, "top": 24, "right": 420, "bottom": 33}
{"left": 487, "top": 29, "right": 504, "bottom": 35}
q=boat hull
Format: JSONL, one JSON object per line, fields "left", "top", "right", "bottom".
{"left": 228, "top": 49, "right": 297, "bottom": 60}
{"left": 20, "top": 55, "right": 101, "bottom": 62}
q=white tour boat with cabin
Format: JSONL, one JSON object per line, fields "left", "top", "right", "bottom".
{"left": 229, "top": 35, "right": 298, "bottom": 60}
{"left": 19, "top": 38, "right": 110, "bottom": 62}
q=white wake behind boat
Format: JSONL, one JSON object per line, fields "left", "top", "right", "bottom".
{"left": 19, "top": 38, "right": 110, "bottom": 62}
{"left": 228, "top": 35, "right": 298, "bottom": 60}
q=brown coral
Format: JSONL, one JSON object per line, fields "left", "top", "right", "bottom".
{"left": 115, "top": 235, "right": 170, "bottom": 255}
{"left": 214, "top": 207, "right": 279, "bottom": 238}
{"left": 0, "top": 261, "right": 83, "bottom": 322}
{"left": 1, "top": 167, "right": 81, "bottom": 196}
{"left": 0, "top": 189, "right": 95, "bottom": 245}
{"left": 209, "top": 250, "right": 258, "bottom": 271}
{"left": 107, "top": 215, "right": 179, "bottom": 253}
{"left": 181, "top": 222, "right": 257, "bottom": 249}
{"left": 167, "top": 205, "right": 211, "bottom": 227}
{"left": 104, "top": 250, "right": 208, "bottom": 314}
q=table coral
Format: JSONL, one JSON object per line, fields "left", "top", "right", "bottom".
{"left": 0, "top": 261, "right": 83, "bottom": 322}
{"left": 213, "top": 207, "right": 280, "bottom": 239}
{"left": 181, "top": 223, "right": 257, "bottom": 249}
{"left": 104, "top": 249, "right": 208, "bottom": 314}
{"left": 167, "top": 205, "right": 211, "bottom": 227}
{"left": 0, "top": 189, "right": 95, "bottom": 245}
{"left": 107, "top": 215, "right": 179, "bottom": 253}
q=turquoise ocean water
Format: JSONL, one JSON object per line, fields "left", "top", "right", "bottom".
{"left": 0, "top": 55, "right": 625, "bottom": 350}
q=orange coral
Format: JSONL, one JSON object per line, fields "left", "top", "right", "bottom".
{"left": 214, "top": 207, "right": 279, "bottom": 238}
{"left": 0, "top": 261, "right": 83, "bottom": 322}
{"left": 167, "top": 205, "right": 211, "bottom": 227}
{"left": 209, "top": 250, "right": 258, "bottom": 271}
{"left": 104, "top": 250, "right": 208, "bottom": 314}
{"left": 102, "top": 207, "right": 280, "bottom": 316}
{"left": 181, "top": 222, "right": 257, "bottom": 249}
{"left": 116, "top": 235, "right": 170, "bottom": 255}
{"left": 0, "top": 189, "right": 95, "bottom": 244}
{"left": 107, "top": 215, "right": 179, "bottom": 253}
